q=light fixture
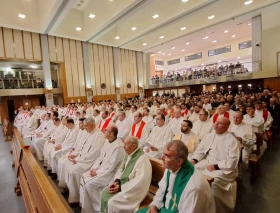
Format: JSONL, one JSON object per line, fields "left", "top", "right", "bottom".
{"left": 6, "top": 67, "right": 12, "bottom": 71}
{"left": 232, "top": 35, "right": 236, "bottom": 38}
{"left": 248, "top": 23, "right": 251, "bottom": 25}
{"left": 224, "top": 30, "right": 229, "bottom": 33}
{"left": 162, "top": 53, "right": 165, "bottom": 55}
{"left": 237, "top": 56, "right": 241, "bottom": 59}
{"left": 238, "top": 85, "right": 242, "bottom": 88}
{"left": 228, "top": 85, "right": 231, "bottom": 88}
{"left": 159, "top": 36, "right": 164, "bottom": 39}
{"left": 171, "top": 47, "right": 175, "bottom": 50}
{"left": 244, "top": 0, "right": 253, "bottom": 5}
{"left": 203, "top": 36, "right": 209, "bottom": 40}
{"left": 218, "top": 60, "right": 221, "bottom": 62}
{"left": 168, "top": 53, "right": 171, "bottom": 56}
{"left": 186, "top": 42, "right": 190, "bottom": 45}
{"left": 115, "top": 36, "right": 120, "bottom": 40}
{"left": 181, "top": 49, "right": 185, "bottom": 52}
{"left": 152, "top": 14, "right": 159, "bottom": 19}
{"left": 181, "top": 27, "right": 186, "bottom": 31}
{"left": 248, "top": 84, "right": 252, "bottom": 87}
{"left": 76, "top": 27, "right": 82, "bottom": 31}
{"left": 18, "top": 14, "right": 26, "bottom": 19}
{"left": 88, "top": 14, "right": 96, "bottom": 19}
{"left": 181, "top": 0, "right": 189, "bottom": 2}
{"left": 208, "top": 15, "right": 215, "bottom": 20}
{"left": 201, "top": 64, "right": 204, "bottom": 66}
{"left": 158, "top": 51, "right": 162, "bottom": 53}
{"left": 131, "top": 27, "right": 137, "bottom": 31}
{"left": 30, "top": 65, "right": 38, "bottom": 69}
{"left": 211, "top": 40, "right": 217, "bottom": 43}
{"left": 143, "top": 43, "right": 147, "bottom": 46}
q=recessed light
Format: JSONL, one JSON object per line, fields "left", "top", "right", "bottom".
{"left": 248, "top": 23, "right": 251, "bottom": 26}
{"left": 158, "top": 51, "right": 162, "bottom": 53}
{"left": 224, "top": 30, "right": 229, "bottom": 33}
{"left": 171, "top": 47, "right": 175, "bottom": 50}
{"left": 208, "top": 15, "right": 215, "bottom": 20}
{"left": 237, "top": 57, "right": 241, "bottom": 59}
{"left": 211, "top": 40, "right": 217, "bottom": 43}
{"left": 18, "top": 14, "right": 26, "bottom": 19}
{"left": 181, "top": 49, "right": 185, "bottom": 52}
{"left": 244, "top": 0, "right": 253, "bottom": 5}
{"left": 218, "top": 60, "right": 221, "bottom": 62}
{"left": 76, "top": 27, "right": 82, "bottom": 31}
{"left": 180, "top": 27, "right": 186, "bottom": 31}
{"left": 131, "top": 27, "right": 137, "bottom": 31}
{"left": 181, "top": 0, "right": 189, "bottom": 2}
{"left": 115, "top": 36, "right": 120, "bottom": 40}
{"left": 162, "top": 53, "right": 165, "bottom": 55}
{"left": 201, "top": 64, "right": 204, "bottom": 66}
{"left": 168, "top": 53, "right": 171, "bottom": 56}
{"left": 152, "top": 14, "right": 159, "bottom": 19}
{"left": 232, "top": 35, "right": 236, "bottom": 38}
{"left": 88, "top": 14, "right": 96, "bottom": 19}
{"left": 159, "top": 36, "right": 164, "bottom": 39}
{"left": 203, "top": 36, "right": 209, "bottom": 40}
{"left": 143, "top": 43, "right": 147, "bottom": 46}
{"left": 186, "top": 42, "right": 190, "bottom": 45}
{"left": 30, "top": 65, "right": 38, "bottom": 69}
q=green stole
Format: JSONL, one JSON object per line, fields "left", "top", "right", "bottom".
{"left": 137, "top": 161, "right": 194, "bottom": 213}
{"left": 101, "top": 148, "right": 144, "bottom": 213}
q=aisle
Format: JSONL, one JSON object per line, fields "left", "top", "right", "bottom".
{"left": 0, "top": 126, "right": 25, "bottom": 213}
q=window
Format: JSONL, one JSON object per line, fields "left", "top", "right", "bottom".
{"left": 239, "top": 41, "right": 252, "bottom": 50}
{"left": 155, "top": 60, "right": 164, "bottom": 66}
{"left": 167, "top": 58, "right": 180, "bottom": 66}
{"left": 185, "top": 53, "right": 202, "bottom": 62}
{"left": 208, "top": 46, "right": 231, "bottom": 56}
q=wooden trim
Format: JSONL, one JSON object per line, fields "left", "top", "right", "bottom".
{"left": 12, "top": 29, "right": 16, "bottom": 59}
{"left": 21, "top": 30, "right": 26, "bottom": 60}
{"left": 75, "top": 40, "right": 81, "bottom": 96}
{"left": 59, "top": 62, "right": 68, "bottom": 104}
{"left": 1, "top": 27, "right": 6, "bottom": 58}
{"left": 30, "top": 32, "right": 34, "bottom": 60}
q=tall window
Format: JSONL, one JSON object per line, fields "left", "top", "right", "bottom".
{"left": 185, "top": 53, "right": 202, "bottom": 62}
{"left": 239, "top": 41, "right": 252, "bottom": 50}
{"left": 208, "top": 46, "right": 231, "bottom": 56}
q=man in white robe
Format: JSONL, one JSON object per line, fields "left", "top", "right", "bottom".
{"left": 58, "top": 117, "right": 106, "bottom": 204}
{"left": 80, "top": 125, "right": 125, "bottom": 212}
{"left": 115, "top": 111, "right": 130, "bottom": 141}
{"left": 167, "top": 109, "right": 183, "bottom": 135}
{"left": 49, "top": 118, "right": 80, "bottom": 175}
{"left": 98, "top": 110, "right": 114, "bottom": 134}
{"left": 228, "top": 111, "right": 256, "bottom": 164}
{"left": 173, "top": 120, "right": 198, "bottom": 160}
{"left": 191, "top": 117, "right": 240, "bottom": 213}
{"left": 144, "top": 140, "right": 215, "bottom": 213}
{"left": 142, "top": 108, "right": 154, "bottom": 131}
{"left": 22, "top": 111, "right": 38, "bottom": 145}
{"left": 143, "top": 114, "right": 173, "bottom": 159}
{"left": 192, "top": 110, "right": 213, "bottom": 141}
{"left": 100, "top": 136, "right": 152, "bottom": 213}
{"left": 254, "top": 101, "right": 273, "bottom": 131}
{"left": 92, "top": 109, "right": 102, "bottom": 125}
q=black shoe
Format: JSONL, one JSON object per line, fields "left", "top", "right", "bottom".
{"left": 68, "top": 202, "right": 79, "bottom": 207}
{"left": 47, "top": 170, "right": 52, "bottom": 174}
{"left": 50, "top": 174, "right": 57, "bottom": 179}
{"left": 61, "top": 189, "right": 69, "bottom": 195}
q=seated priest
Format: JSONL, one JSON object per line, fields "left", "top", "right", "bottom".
{"left": 167, "top": 109, "right": 184, "bottom": 135}
{"left": 115, "top": 110, "right": 130, "bottom": 142}
{"left": 58, "top": 117, "right": 105, "bottom": 204}
{"left": 191, "top": 117, "right": 239, "bottom": 213}
{"left": 100, "top": 136, "right": 152, "bottom": 213}
{"left": 79, "top": 124, "right": 125, "bottom": 212}
{"left": 141, "top": 140, "right": 215, "bottom": 213}
{"left": 143, "top": 114, "right": 173, "bottom": 159}
{"left": 210, "top": 105, "right": 230, "bottom": 123}
{"left": 98, "top": 110, "right": 114, "bottom": 133}
{"left": 22, "top": 111, "right": 39, "bottom": 145}
{"left": 192, "top": 110, "right": 213, "bottom": 141}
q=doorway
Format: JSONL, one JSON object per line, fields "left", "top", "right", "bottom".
{"left": 7, "top": 100, "right": 15, "bottom": 122}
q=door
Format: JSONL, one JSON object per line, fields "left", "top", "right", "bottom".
{"left": 7, "top": 100, "right": 15, "bottom": 122}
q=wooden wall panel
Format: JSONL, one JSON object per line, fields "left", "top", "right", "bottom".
{"left": 23, "top": 31, "right": 33, "bottom": 60}
{"left": 88, "top": 43, "right": 97, "bottom": 96}
{"left": 70, "top": 40, "right": 79, "bottom": 97}
{"left": 48, "top": 36, "right": 56, "bottom": 62}
{"left": 62, "top": 38, "right": 74, "bottom": 97}
{"left": 0, "top": 27, "right": 4, "bottom": 58}
{"left": 13, "top": 30, "right": 24, "bottom": 59}
{"left": 93, "top": 44, "right": 101, "bottom": 95}
{"left": 76, "top": 41, "right": 85, "bottom": 96}
{"left": 55, "top": 37, "right": 64, "bottom": 62}
{"left": 128, "top": 50, "right": 133, "bottom": 94}
{"left": 98, "top": 45, "right": 106, "bottom": 95}
{"left": 264, "top": 77, "right": 280, "bottom": 92}
{"left": 108, "top": 47, "right": 115, "bottom": 94}
{"left": 121, "top": 49, "right": 127, "bottom": 94}
{"left": 104, "top": 46, "right": 111, "bottom": 95}
{"left": 31, "top": 33, "right": 41, "bottom": 61}
{"left": 132, "top": 51, "right": 138, "bottom": 93}
{"left": 3, "top": 28, "right": 14, "bottom": 58}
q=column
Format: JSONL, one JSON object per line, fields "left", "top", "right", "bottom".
{"left": 82, "top": 42, "right": 93, "bottom": 102}
{"left": 252, "top": 15, "right": 262, "bottom": 72}
{"left": 113, "top": 47, "right": 121, "bottom": 101}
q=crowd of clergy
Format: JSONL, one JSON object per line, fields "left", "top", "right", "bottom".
{"left": 12, "top": 88, "right": 279, "bottom": 213}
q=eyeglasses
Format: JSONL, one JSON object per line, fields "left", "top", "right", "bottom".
{"left": 198, "top": 114, "right": 206, "bottom": 116}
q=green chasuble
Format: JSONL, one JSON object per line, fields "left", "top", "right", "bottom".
{"left": 101, "top": 148, "right": 144, "bottom": 213}
{"left": 137, "top": 161, "right": 194, "bottom": 213}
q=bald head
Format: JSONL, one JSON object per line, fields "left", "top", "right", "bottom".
{"left": 174, "top": 109, "right": 181, "bottom": 118}
{"left": 214, "top": 117, "right": 230, "bottom": 134}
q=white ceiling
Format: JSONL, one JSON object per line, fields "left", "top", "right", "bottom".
{"left": 0, "top": 0, "right": 279, "bottom": 54}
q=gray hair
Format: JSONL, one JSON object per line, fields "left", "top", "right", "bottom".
{"left": 125, "top": 136, "right": 139, "bottom": 146}
{"left": 118, "top": 111, "right": 126, "bottom": 117}
{"left": 166, "top": 140, "right": 188, "bottom": 164}
{"left": 84, "top": 116, "right": 95, "bottom": 124}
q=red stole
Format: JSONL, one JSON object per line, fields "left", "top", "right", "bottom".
{"left": 98, "top": 118, "right": 112, "bottom": 133}
{"left": 181, "top": 109, "right": 189, "bottom": 117}
{"left": 263, "top": 110, "right": 268, "bottom": 122}
{"left": 213, "top": 112, "right": 229, "bottom": 123}
{"left": 131, "top": 121, "right": 146, "bottom": 139}
{"left": 110, "top": 112, "right": 115, "bottom": 118}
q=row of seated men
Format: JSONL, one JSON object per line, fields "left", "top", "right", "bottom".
{"left": 14, "top": 96, "right": 273, "bottom": 213}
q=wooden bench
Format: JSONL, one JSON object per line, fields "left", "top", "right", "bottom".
{"left": 4, "top": 119, "right": 14, "bottom": 141}
{"left": 12, "top": 129, "right": 73, "bottom": 213}
{"left": 138, "top": 158, "right": 214, "bottom": 210}
{"left": 248, "top": 132, "right": 263, "bottom": 183}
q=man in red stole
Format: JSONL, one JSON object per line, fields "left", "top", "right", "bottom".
{"left": 210, "top": 105, "right": 229, "bottom": 123}
{"left": 98, "top": 110, "right": 113, "bottom": 133}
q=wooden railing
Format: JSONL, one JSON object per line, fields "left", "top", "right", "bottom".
{"left": 11, "top": 129, "right": 73, "bottom": 213}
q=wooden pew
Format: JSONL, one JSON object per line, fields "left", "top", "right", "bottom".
{"left": 12, "top": 129, "right": 73, "bottom": 213}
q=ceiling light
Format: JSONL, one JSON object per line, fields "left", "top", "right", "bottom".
{"left": 158, "top": 51, "right": 162, "bottom": 53}
{"left": 6, "top": 67, "right": 12, "bottom": 71}
{"left": 171, "top": 47, "right": 175, "bottom": 50}
{"left": 224, "top": 30, "right": 229, "bottom": 33}
{"left": 181, "top": 49, "right": 185, "bottom": 52}
{"left": 131, "top": 27, "right": 137, "bottom": 31}
{"left": 168, "top": 53, "right": 171, "bottom": 56}
{"left": 232, "top": 35, "right": 236, "bottom": 38}
{"left": 18, "top": 14, "right": 26, "bottom": 19}
{"left": 201, "top": 64, "right": 204, "bottom": 66}
{"left": 159, "top": 36, "right": 164, "bottom": 39}
{"left": 30, "top": 65, "right": 38, "bottom": 69}
{"left": 237, "top": 57, "right": 241, "bottom": 59}
{"left": 143, "top": 43, "right": 147, "bottom": 46}
{"left": 181, "top": 27, "right": 186, "bottom": 31}
{"left": 88, "top": 14, "right": 96, "bottom": 19}
{"left": 208, "top": 15, "right": 215, "bottom": 20}
{"left": 186, "top": 42, "right": 190, "bottom": 45}
{"left": 181, "top": 0, "right": 189, "bottom": 2}
{"left": 115, "top": 36, "right": 120, "bottom": 40}
{"left": 244, "top": 0, "right": 253, "bottom": 5}
{"left": 211, "top": 40, "right": 217, "bottom": 43}
{"left": 162, "top": 53, "right": 165, "bottom": 55}
{"left": 203, "top": 36, "right": 209, "bottom": 40}
{"left": 218, "top": 60, "right": 221, "bottom": 62}
{"left": 76, "top": 27, "right": 82, "bottom": 31}
{"left": 152, "top": 14, "right": 159, "bottom": 19}
{"left": 248, "top": 23, "right": 251, "bottom": 25}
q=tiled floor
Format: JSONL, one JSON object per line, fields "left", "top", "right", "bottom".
{"left": 1, "top": 125, "right": 280, "bottom": 213}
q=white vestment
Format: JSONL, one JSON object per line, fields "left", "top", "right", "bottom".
{"left": 192, "top": 131, "right": 240, "bottom": 213}
{"left": 188, "top": 112, "right": 199, "bottom": 123}
{"left": 115, "top": 119, "right": 130, "bottom": 141}
{"left": 143, "top": 125, "right": 173, "bottom": 159}
{"left": 129, "top": 122, "right": 150, "bottom": 147}
{"left": 243, "top": 114, "right": 264, "bottom": 133}
{"left": 142, "top": 115, "right": 154, "bottom": 131}
{"left": 80, "top": 138, "right": 125, "bottom": 212}
{"left": 151, "top": 168, "right": 216, "bottom": 213}
{"left": 167, "top": 117, "right": 183, "bottom": 135}
{"left": 192, "top": 119, "right": 213, "bottom": 141}
{"left": 93, "top": 115, "right": 102, "bottom": 126}
{"left": 105, "top": 149, "right": 152, "bottom": 213}
{"left": 255, "top": 109, "right": 273, "bottom": 131}
{"left": 22, "top": 115, "right": 38, "bottom": 140}
{"left": 59, "top": 128, "right": 106, "bottom": 203}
